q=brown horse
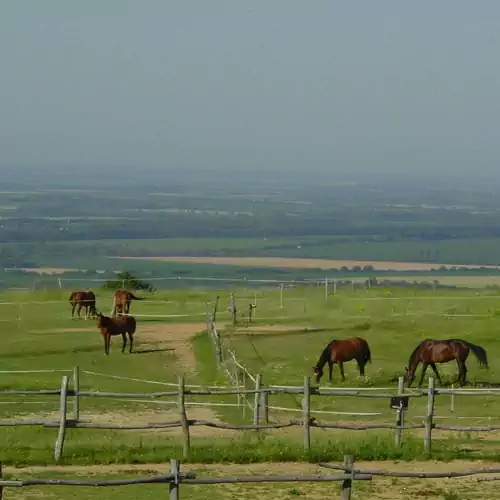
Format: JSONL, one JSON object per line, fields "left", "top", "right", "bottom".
{"left": 96, "top": 312, "right": 137, "bottom": 355}
{"left": 69, "top": 290, "right": 97, "bottom": 319}
{"left": 313, "top": 337, "right": 372, "bottom": 383}
{"left": 405, "top": 339, "right": 489, "bottom": 388}
{"left": 111, "top": 289, "right": 144, "bottom": 316}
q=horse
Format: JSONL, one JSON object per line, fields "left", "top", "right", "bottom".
{"left": 111, "top": 289, "right": 145, "bottom": 316}
{"left": 404, "top": 338, "right": 489, "bottom": 387}
{"left": 68, "top": 290, "right": 97, "bottom": 320}
{"left": 96, "top": 312, "right": 137, "bottom": 355}
{"left": 313, "top": 337, "right": 372, "bottom": 383}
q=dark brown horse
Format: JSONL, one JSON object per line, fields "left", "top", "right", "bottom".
{"left": 313, "top": 337, "right": 372, "bottom": 383}
{"left": 111, "top": 289, "right": 144, "bottom": 316}
{"left": 405, "top": 339, "right": 488, "bottom": 387}
{"left": 69, "top": 290, "right": 97, "bottom": 319}
{"left": 96, "top": 312, "right": 137, "bottom": 355}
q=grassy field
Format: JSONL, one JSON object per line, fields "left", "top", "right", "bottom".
{"left": 2, "top": 285, "right": 500, "bottom": 472}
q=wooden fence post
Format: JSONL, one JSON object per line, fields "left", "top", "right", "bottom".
{"left": 395, "top": 376, "right": 405, "bottom": 447}
{"left": 253, "top": 373, "right": 262, "bottom": 426}
{"left": 211, "top": 323, "right": 222, "bottom": 365}
{"left": 260, "top": 387, "right": 269, "bottom": 425}
{"left": 229, "top": 293, "right": 237, "bottom": 326}
{"left": 450, "top": 384, "right": 455, "bottom": 413}
{"left": 302, "top": 375, "right": 311, "bottom": 453}
{"left": 72, "top": 365, "right": 80, "bottom": 421}
{"left": 341, "top": 455, "right": 354, "bottom": 500}
{"left": 178, "top": 375, "right": 190, "bottom": 458}
{"left": 54, "top": 375, "right": 69, "bottom": 462}
{"left": 280, "top": 284, "right": 284, "bottom": 309}
{"left": 424, "top": 377, "right": 435, "bottom": 453}
{"left": 324, "top": 277, "right": 328, "bottom": 300}
{"left": 169, "top": 458, "right": 180, "bottom": 500}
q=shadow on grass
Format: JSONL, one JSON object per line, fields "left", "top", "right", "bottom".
{"left": 132, "top": 347, "right": 175, "bottom": 355}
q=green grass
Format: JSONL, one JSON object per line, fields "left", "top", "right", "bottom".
{"left": 2, "top": 285, "right": 500, "bottom": 467}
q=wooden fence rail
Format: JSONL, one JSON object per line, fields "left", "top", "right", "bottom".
{"left": 0, "top": 457, "right": 370, "bottom": 500}
{"left": 4, "top": 371, "right": 500, "bottom": 461}
{"left": 3, "top": 456, "right": 500, "bottom": 499}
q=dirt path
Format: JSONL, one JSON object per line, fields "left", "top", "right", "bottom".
{"left": 139, "top": 322, "right": 205, "bottom": 374}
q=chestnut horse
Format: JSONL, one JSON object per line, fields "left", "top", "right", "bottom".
{"left": 111, "top": 289, "right": 144, "bottom": 316}
{"left": 313, "top": 337, "right": 372, "bottom": 383}
{"left": 69, "top": 290, "right": 97, "bottom": 319}
{"left": 405, "top": 339, "right": 488, "bottom": 388}
{"left": 96, "top": 312, "right": 137, "bottom": 355}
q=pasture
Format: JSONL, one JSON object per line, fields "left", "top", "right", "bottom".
{"left": 2, "top": 284, "right": 500, "bottom": 471}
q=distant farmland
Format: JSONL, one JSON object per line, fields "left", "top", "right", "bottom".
{"left": 110, "top": 256, "right": 500, "bottom": 271}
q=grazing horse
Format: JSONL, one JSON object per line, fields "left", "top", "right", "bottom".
{"left": 313, "top": 337, "right": 372, "bottom": 383}
{"left": 111, "top": 289, "right": 144, "bottom": 316}
{"left": 404, "top": 339, "right": 489, "bottom": 388}
{"left": 96, "top": 312, "right": 136, "bottom": 355}
{"left": 69, "top": 290, "right": 97, "bottom": 319}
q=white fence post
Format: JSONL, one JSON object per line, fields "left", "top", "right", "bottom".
{"left": 54, "top": 376, "right": 69, "bottom": 462}
{"left": 253, "top": 374, "right": 262, "bottom": 426}
{"left": 169, "top": 459, "right": 180, "bottom": 500}
{"left": 303, "top": 375, "right": 311, "bottom": 453}
{"left": 395, "top": 376, "right": 405, "bottom": 447}
{"left": 72, "top": 365, "right": 80, "bottom": 421}
{"left": 424, "top": 377, "right": 435, "bottom": 453}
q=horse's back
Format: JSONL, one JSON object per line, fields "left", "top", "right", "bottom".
{"left": 69, "top": 291, "right": 81, "bottom": 302}
{"left": 110, "top": 315, "right": 136, "bottom": 333}
{"left": 333, "top": 337, "right": 369, "bottom": 360}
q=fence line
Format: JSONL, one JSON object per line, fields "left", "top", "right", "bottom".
{"left": 0, "top": 457, "right": 373, "bottom": 500}
{"left": 3, "top": 456, "right": 500, "bottom": 499}
{"left": 81, "top": 369, "right": 242, "bottom": 390}
{"left": 4, "top": 371, "right": 500, "bottom": 461}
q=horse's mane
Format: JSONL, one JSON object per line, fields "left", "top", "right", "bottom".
{"left": 315, "top": 340, "right": 335, "bottom": 368}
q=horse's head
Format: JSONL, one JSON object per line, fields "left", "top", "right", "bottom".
{"left": 404, "top": 365, "right": 415, "bottom": 387}
{"left": 312, "top": 365, "right": 323, "bottom": 383}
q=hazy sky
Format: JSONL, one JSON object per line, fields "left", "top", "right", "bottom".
{"left": 2, "top": 1, "right": 500, "bottom": 178}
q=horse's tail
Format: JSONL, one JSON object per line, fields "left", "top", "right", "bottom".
{"left": 365, "top": 344, "right": 372, "bottom": 364}
{"left": 129, "top": 316, "right": 137, "bottom": 334}
{"left": 462, "top": 340, "right": 489, "bottom": 369}
{"left": 129, "top": 293, "right": 144, "bottom": 300}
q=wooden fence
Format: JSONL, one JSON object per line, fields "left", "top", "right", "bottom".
{"left": 2, "top": 456, "right": 500, "bottom": 499}
{"left": 3, "top": 368, "right": 500, "bottom": 462}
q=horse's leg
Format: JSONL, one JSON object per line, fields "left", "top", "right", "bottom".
{"left": 457, "top": 360, "right": 468, "bottom": 386}
{"left": 71, "top": 303, "right": 76, "bottom": 319}
{"left": 77, "top": 304, "right": 82, "bottom": 319}
{"left": 418, "top": 363, "right": 429, "bottom": 388}
{"left": 328, "top": 361, "right": 333, "bottom": 382}
{"left": 338, "top": 362, "right": 346, "bottom": 381}
{"left": 129, "top": 333, "right": 133, "bottom": 353}
{"left": 356, "top": 358, "right": 365, "bottom": 376}
{"left": 104, "top": 334, "right": 110, "bottom": 355}
{"left": 429, "top": 363, "right": 442, "bottom": 385}
{"left": 121, "top": 333, "right": 127, "bottom": 353}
